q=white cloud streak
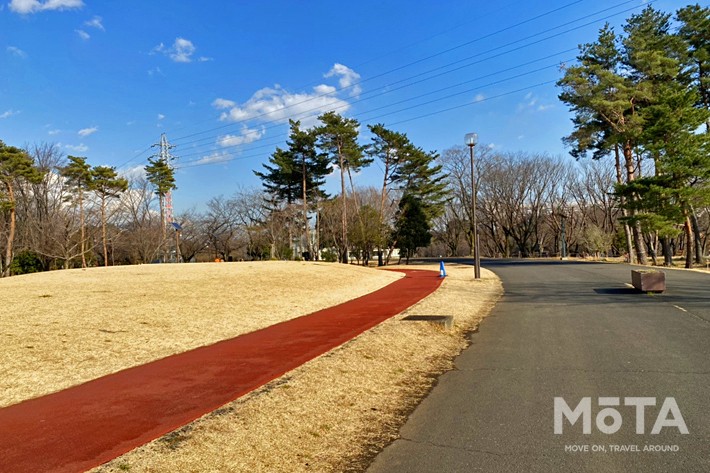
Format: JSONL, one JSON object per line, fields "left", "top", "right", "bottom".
{"left": 64, "top": 143, "right": 88, "bottom": 153}
{"left": 195, "top": 151, "right": 232, "bottom": 166}
{"left": 217, "top": 126, "right": 265, "bottom": 148}
{"left": 77, "top": 126, "right": 98, "bottom": 137}
{"left": 0, "top": 110, "right": 20, "bottom": 119}
{"left": 84, "top": 15, "right": 104, "bottom": 30}
{"left": 9, "top": 0, "right": 83, "bottom": 14}
{"left": 75, "top": 29, "right": 90, "bottom": 40}
{"left": 6, "top": 46, "right": 27, "bottom": 58}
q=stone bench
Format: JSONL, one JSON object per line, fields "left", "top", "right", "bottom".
{"left": 631, "top": 269, "right": 665, "bottom": 293}
{"left": 402, "top": 315, "right": 454, "bottom": 330}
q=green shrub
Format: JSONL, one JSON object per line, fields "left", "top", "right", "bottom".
{"left": 320, "top": 248, "right": 338, "bottom": 262}
{"left": 10, "top": 250, "right": 45, "bottom": 275}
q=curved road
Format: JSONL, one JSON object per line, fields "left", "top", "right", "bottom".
{"left": 368, "top": 260, "right": 710, "bottom": 473}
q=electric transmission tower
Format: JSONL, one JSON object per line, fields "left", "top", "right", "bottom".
{"left": 150, "top": 133, "right": 179, "bottom": 261}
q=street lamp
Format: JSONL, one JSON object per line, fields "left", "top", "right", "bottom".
{"left": 465, "top": 132, "right": 481, "bottom": 279}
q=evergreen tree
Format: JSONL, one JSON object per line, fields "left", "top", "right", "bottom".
{"left": 91, "top": 166, "right": 128, "bottom": 266}
{"left": 677, "top": 4, "right": 710, "bottom": 132}
{"left": 255, "top": 120, "right": 330, "bottom": 258}
{"left": 622, "top": 6, "right": 710, "bottom": 267}
{"left": 393, "top": 193, "right": 431, "bottom": 264}
{"left": 394, "top": 146, "right": 448, "bottom": 220}
{"left": 61, "top": 156, "right": 93, "bottom": 269}
{"left": 0, "top": 141, "right": 43, "bottom": 276}
{"left": 316, "top": 111, "right": 370, "bottom": 263}
{"left": 145, "top": 156, "right": 176, "bottom": 248}
{"left": 366, "top": 123, "right": 412, "bottom": 265}
{"left": 558, "top": 24, "right": 646, "bottom": 263}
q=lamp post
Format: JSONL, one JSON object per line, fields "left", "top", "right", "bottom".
{"left": 465, "top": 132, "right": 481, "bottom": 279}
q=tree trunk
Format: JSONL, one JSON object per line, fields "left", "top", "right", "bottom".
{"left": 101, "top": 195, "right": 108, "bottom": 266}
{"left": 690, "top": 206, "right": 704, "bottom": 264}
{"left": 159, "top": 194, "right": 166, "bottom": 262}
{"left": 661, "top": 237, "right": 673, "bottom": 266}
{"left": 2, "top": 183, "right": 16, "bottom": 277}
{"left": 339, "top": 146, "right": 348, "bottom": 264}
{"left": 623, "top": 141, "right": 647, "bottom": 264}
{"left": 79, "top": 189, "right": 87, "bottom": 269}
{"left": 378, "top": 158, "right": 390, "bottom": 267}
{"left": 684, "top": 213, "right": 693, "bottom": 269}
{"left": 302, "top": 159, "right": 312, "bottom": 260}
{"left": 647, "top": 232, "right": 658, "bottom": 266}
{"left": 614, "top": 145, "right": 635, "bottom": 264}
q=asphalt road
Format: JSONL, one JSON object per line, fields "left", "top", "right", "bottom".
{"left": 367, "top": 260, "right": 710, "bottom": 473}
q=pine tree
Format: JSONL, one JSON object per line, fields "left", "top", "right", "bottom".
{"left": 0, "top": 141, "right": 43, "bottom": 276}
{"left": 393, "top": 193, "right": 431, "bottom": 264}
{"left": 145, "top": 156, "right": 176, "bottom": 252}
{"left": 622, "top": 6, "right": 710, "bottom": 267}
{"left": 255, "top": 120, "right": 330, "bottom": 259}
{"left": 316, "top": 111, "right": 370, "bottom": 263}
{"left": 61, "top": 156, "right": 93, "bottom": 269}
{"left": 91, "top": 166, "right": 128, "bottom": 266}
{"left": 366, "top": 123, "right": 411, "bottom": 265}
{"left": 677, "top": 4, "right": 710, "bottom": 133}
{"left": 558, "top": 22, "right": 650, "bottom": 264}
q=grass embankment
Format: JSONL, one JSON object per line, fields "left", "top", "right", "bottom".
{"left": 0, "top": 261, "right": 401, "bottom": 408}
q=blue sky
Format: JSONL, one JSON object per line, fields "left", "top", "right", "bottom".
{"left": 0, "top": 0, "right": 699, "bottom": 211}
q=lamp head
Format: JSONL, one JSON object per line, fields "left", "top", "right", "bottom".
{"left": 465, "top": 132, "right": 478, "bottom": 147}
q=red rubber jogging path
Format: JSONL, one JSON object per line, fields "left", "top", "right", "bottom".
{"left": 0, "top": 269, "right": 441, "bottom": 473}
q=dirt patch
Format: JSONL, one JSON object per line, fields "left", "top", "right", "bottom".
{"left": 0, "top": 261, "right": 401, "bottom": 407}
{"left": 92, "top": 263, "right": 502, "bottom": 473}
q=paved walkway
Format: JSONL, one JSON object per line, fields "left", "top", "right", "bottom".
{"left": 367, "top": 261, "right": 710, "bottom": 473}
{"left": 0, "top": 269, "right": 441, "bottom": 473}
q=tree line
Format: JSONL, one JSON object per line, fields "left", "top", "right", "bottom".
{"left": 1, "top": 4, "right": 706, "bottom": 276}
{"left": 558, "top": 4, "right": 709, "bottom": 268}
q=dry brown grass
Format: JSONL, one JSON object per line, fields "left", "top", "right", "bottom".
{"left": 0, "top": 261, "right": 402, "bottom": 407}
{"left": 92, "top": 263, "right": 502, "bottom": 473}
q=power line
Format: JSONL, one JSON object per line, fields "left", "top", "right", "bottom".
{"left": 167, "top": 0, "right": 593, "bottom": 145}
{"left": 126, "top": 0, "right": 652, "bottom": 173}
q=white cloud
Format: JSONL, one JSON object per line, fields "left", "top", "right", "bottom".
{"left": 77, "top": 126, "right": 98, "bottom": 137}
{"left": 314, "top": 84, "right": 337, "bottom": 95}
{"left": 157, "top": 114, "right": 165, "bottom": 120}
{"left": 474, "top": 93, "right": 485, "bottom": 103}
{"left": 518, "top": 92, "right": 552, "bottom": 112}
{"left": 0, "top": 109, "right": 20, "bottom": 119}
{"left": 216, "top": 84, "right": 350, "bottom": 128}
{"left": 217, "top": 126, "right": 265, "bottom": 148}
{"left": 75, "top": 29, "right": 90, "bottom": 40}
{"left": 64, "top": 143, "right": 88, "bottom": 153}
{"left": 84, "top": 15, "right": 104, "bottom": 30}
{"left": 195, "top": 151, "right": 232, "bottom": 166}
{"left": 119, "top": 165, "right": 147, "bottom": 181}
{"left": 212, "top": 98, "right": 236, "bottom": 109}
{"left": 48, "top": 129, "right": 61, "bottom": 135}
{"left": 9, "top": 0, "right": 83, "bottom": 14}
{"left": 170, "top": 37, "right": 195, "bottom": 63}
{"left": 153, "top": 37, "right": 205, "bottom": 63}
{"left": 148, "top": 66, "right": 163, "bottom": 77}
{"left": 6, "top": 46, "right": 27, "bottom": 58}
{"left": 325, "top": 63, "right": 362, "bottom": 96}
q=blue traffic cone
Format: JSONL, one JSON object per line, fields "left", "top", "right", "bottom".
{"left": 439, "top": 261, "right": 447, "bottom": 278}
